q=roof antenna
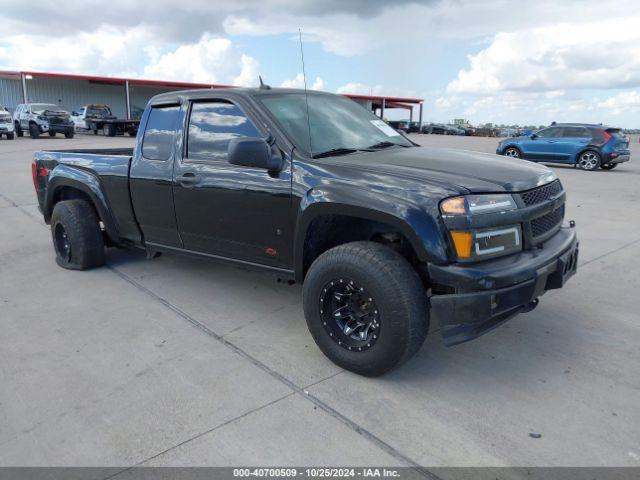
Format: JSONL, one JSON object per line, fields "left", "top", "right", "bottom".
{"left": 259, "top": 75, "right": 271, "bottom": 90}
{"left": 299, "top": 28, "right": 313, "bottom": 155}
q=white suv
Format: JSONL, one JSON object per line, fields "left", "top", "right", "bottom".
{"left": 13, "top": 103, "right": 75, "bottom": 139}
{"left": 0, "top": 105, "right": 14, "bottom": 140}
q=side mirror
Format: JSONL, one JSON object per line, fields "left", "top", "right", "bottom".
{"left": 228, "top": 137, "right": 282, "bottom": 171}
{"left": 530, "top": 133, "right": 538, "bottom": 139}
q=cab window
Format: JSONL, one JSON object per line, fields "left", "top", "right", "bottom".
{"left": 142, "top": 105, "right": 180, "bottom": 161}
{"left": 186, "top": 101, "right": 261, "bottom": 162}
{"left": 536, "top": 127, "right": 562, "bottom": 138}
{"left": 562, "top": 126, "right": 590, "bottom": 138}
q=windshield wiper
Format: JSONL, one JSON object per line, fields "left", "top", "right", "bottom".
{"left": 367, "top": 141, "right": 409, "bottom": 150}
{"left": 312, "top": 147, "right": 365, "bottom": 159}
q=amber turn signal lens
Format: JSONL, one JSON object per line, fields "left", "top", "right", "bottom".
{"left": 450, "top": 231, "right": 472, "bottom": 259}
{"left": 440, "top": 197, "right": 467, "bottom": 214}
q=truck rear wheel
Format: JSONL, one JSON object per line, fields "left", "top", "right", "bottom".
{"left": 29, "top": 123, "right": 40, "bottom": 139}
{"left": 65, "top": 130, "right": 75, "bottom": 139}
{"left": 50, "top": 200, "right": 105, "bottom": 270}
{"left": 103, "top": 124, "right": 116, "bottom": 137}
{"left": 303, "top": 241, "right": 428, "bottom": 376}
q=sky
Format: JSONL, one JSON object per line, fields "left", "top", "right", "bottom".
{"left": 0, "top": 0, "right": 639, "bottom": 126}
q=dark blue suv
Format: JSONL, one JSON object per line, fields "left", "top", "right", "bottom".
{"left": 496, "top": 123, "right": 631, "bottom": 171}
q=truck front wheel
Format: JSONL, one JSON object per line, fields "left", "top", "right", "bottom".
{"left": 29, "top": 123, "right": 40, "bottom": 139}
{"left": 50, "top": 200, "right": 105, "bottom": 270}
{"left": 303, "top": 241, "right": 428, "bottom": 376}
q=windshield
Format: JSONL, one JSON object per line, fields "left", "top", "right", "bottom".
{"left": 260, "top": 93, "right": 413, "bottom": 157}
{"left": 31, "top": 104, "right": 61, "bottom": 114}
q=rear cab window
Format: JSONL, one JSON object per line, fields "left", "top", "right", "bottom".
{"left": 142, "top": 105, "right": 180, "bottom": 161}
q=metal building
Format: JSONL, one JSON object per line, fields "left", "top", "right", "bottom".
{"left": 0, "top": 70, "right": 424, "bottom": 126}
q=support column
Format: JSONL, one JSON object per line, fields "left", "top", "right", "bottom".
{"left": 125, "top": 80, "right": 131, "bottom": 120}
{"left": 418, "top": 102, "right": 423, "bottom": 130}
{"left": 409, "top": 107, "right": 413, "bottom": 123}
{"left": 21, "top": 73, "right": 28, "bottom": 103}
{"left": 380, "top": 98, "right": 385, "bottom": 119}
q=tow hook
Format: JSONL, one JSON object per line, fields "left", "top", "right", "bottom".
{"left": 522, "top": 298, "right": 539, "bottom": 313}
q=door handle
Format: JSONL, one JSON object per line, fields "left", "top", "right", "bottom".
{"left": 178, "top": 172, "right": 201, "bottom": 185}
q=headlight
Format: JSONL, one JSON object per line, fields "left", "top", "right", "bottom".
{"left": 450, "top": 225, "right": 522, "bottom": 261}
{"left": 440, "top": 194, "right": 517, "bottom": 215}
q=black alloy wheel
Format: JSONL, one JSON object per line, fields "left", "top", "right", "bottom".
{"left": 319, "top": 278, "right": 380, "bottom": 351}
{"left": 53, "top": 222, "right": 72, "bottom": 263}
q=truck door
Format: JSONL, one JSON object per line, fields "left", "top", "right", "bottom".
{"left": 129, "top": 103, "right": 182, "bottom": 247}
{"left": 172, "top": 98, "right": 293, "bottom": 268}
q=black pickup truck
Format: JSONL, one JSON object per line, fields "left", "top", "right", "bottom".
{"left": 32, "top": 87, "right": 578, "bottom": 376}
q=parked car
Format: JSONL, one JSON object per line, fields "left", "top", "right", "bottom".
{"left": 457, "top": 125, "right": 475, "bottom": 136}
{"left": 0, "top": 104, "right": 14, "bottom": 139}
{"left": 13, "top": 103, "right": 74, "bottom": 139}
{"left": 497, "top": 123, "right": 631, "bottom": 170}
{"left": 32, "top": 87, "right": 578, "bottom": 376}
{"left": 407, "top": 121, "right": 421, "bottom": 133}
{"left": 71, "top": 104, "right": 139, "bottom": 137}
{"left": 423, "top": 123, "right": 447, "bottom": 134}
{"left": 387, "top": 120, "right": 409, "bottom": 133}
{"left": 445, "top": 125, "right": 466, "bottom": 135}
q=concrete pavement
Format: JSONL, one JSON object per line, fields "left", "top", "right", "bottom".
{"left": 0, "top": 133, "right": 638, "bottom": 468}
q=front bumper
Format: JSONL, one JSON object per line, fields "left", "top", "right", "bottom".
{"left": 0, "top": 122, "right": 14, "bottom": 133}
{"left": 428, "top": 225, "right": 578, "bottom": 346}
{"left": 46, "top": 123, "right": 74, "bottom": 134}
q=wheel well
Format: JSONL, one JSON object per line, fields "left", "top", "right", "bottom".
{"left": 51, "top": 187, "right": 110, "bottom": 242}
{"left": 302, "top": 214, "right": 421, "bottom": 279}
{"left": 53, "top": 186, "right": 94, "bottom": 207}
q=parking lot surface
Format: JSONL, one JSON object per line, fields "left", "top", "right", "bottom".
{"left": 1, "top": 133, "right": 639, "bottom": 468}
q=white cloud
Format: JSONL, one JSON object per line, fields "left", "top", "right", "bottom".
{"left": 0, "top": 28, "right": 259, "bottom": 87}
{"left": 279, "top": 73, "right": 326, "bottom": 90}
{"left": 447, "top": 17, "right": 640, "bottom": 94}
{"left": 336, "top": 83, "right": 385, "bottom": 96}
{"left": 143, "top": 36, "right": 259, "bottom": 86}
{"left": 598, "top": 91, "right": 640, "bottom": 115}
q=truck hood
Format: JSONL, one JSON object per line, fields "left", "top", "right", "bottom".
{"left": 324, "top": 145, "right": 555, "bottom": 193}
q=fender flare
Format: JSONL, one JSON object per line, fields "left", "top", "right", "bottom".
{"left": 293, "top": 187, "right": 448, "bottom": 282}
{"left": 44, "top": 165, "right": 121, "bottom": 244}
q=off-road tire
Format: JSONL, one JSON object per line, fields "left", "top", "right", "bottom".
{"left": 303, "top": 241, "right": 428, "bottom": 376}
{"left": 65, "top": 130, "right": 75, "bottom": 139}
{"left": 29, "top": 123, "right": 40, "bottom": 139}
{"left": 6, "top": 132, "right": 14, "bottom": 140}
{"left": 15, "top": 122, "right": 23, "bottom": 137}
{"left": 50, "top": 200, "right": 105, "bottom": 270}
{"left": 48, "top": 131, "right": 56, "bottom": 137}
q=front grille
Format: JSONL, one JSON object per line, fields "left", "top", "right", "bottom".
{"left": 519, "top": 180, "right": 563, "bottom": 206}
{"left": 47, "top": 116, "right": 67, "bottom": 125}
{"left": 531, "top": 205, "right": 565, "bottom": 238}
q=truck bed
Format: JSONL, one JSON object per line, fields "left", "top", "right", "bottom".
{"left": 34, "top": 148, "right": 141, "bottom": 245}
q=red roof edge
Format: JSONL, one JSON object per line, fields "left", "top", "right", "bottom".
{"left": 1, "top": 70, "right": 423, "bottom": 103}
